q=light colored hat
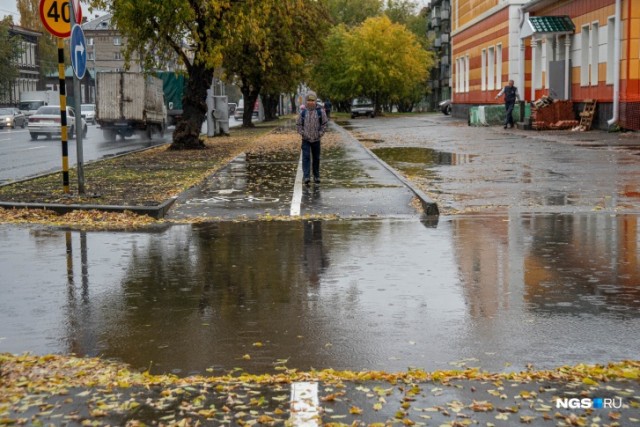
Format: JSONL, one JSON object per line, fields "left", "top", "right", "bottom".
{"left": 306, "top": 91, "right": 317, "bottom": 101}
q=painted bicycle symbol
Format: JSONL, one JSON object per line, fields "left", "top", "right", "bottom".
{"left": 186, "top": 192, "right": 280, "bottom": 205}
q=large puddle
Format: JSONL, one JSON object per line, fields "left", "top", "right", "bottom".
{"left": 1, "top": 214, "right": 639, "bottom": 376}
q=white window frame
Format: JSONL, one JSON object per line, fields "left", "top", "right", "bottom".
{"left": 488, "top": 46, "right": 495, "bottom": 90}
{"left": 495, "top": 44, "right": 503, "bottom": 90}
{"left": 456, "top": 58, "right": 460, "bottom": 93}
{"left": 534, "top": 40, "right": 543, "bottom": 89}
{"left": 481, "top": 49, "right": 487, "bottom": 91}
{"left": 591, "top": 21, "right": 599, "bottom": 86}
{"left": 581, "top": 25, "right": 590, "bottom": 86}
{"left": 544, "top": 37, "right": 553, "bottom": 88}
{"left": 465, "top": 55, "right": 470, "bottom": 93}
{"left": 113, "top": 37, "right": 121, "bottom": 46}
{"left": 606, "top": 16, "right": 615, "bottom": 84}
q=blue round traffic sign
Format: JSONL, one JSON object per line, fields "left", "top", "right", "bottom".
{"left": 70, "top": 24, "right": 87, "bottom": 79}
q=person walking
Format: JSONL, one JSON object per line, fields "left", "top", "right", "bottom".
{"left": 495, "top": 79, "right": 520, "bottom": 129}
{"left": 323, "top": 98, "right": 332, "bottom": 120}
{"left": 296, "top": 91, "right": 328, "bottom": 185}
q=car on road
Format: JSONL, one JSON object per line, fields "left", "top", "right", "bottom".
{"left": 439, "top": 99, "right": 452, "bottom": 115}
{"left": 28, "top": 106, "right": 88, "bottom": 140}
{"left": 351, "top": 97, "right": 375, "bottom": 118}
{"left": 0, "top": 107, "right": 28, "bottom": 129}
{"left": 233, "top": 107, "right": 244, "bottom": 120}
{"left": 80, "top": 104, "right": 96, "bottom": 124}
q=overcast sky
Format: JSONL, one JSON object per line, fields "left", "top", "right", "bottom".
{"left": 2, "top": 0, "right": 431, "bottom": 26}
{"left": 0, "top": 0, "right": 103, "bottom": 25}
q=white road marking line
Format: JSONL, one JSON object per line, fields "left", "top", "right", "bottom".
{"left": 289, "top": 381, "right": 320, "bottom": 426}
{"left": 290, "top": 154, "right": 303, "bottom": 217}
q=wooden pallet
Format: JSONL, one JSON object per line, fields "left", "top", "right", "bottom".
{"left": 579, "top": 99, "right": 597, "bottom": 130}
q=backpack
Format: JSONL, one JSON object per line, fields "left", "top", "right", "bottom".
{"left": 301, "top": 106, "right": 324, "bottom": 126}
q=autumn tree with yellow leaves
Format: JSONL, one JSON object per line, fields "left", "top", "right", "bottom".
{"left": 221, "top": 0, "right": 329, "bottom": 126}
{"left": 311, "top": 15, "right": 433, "bottom": 114}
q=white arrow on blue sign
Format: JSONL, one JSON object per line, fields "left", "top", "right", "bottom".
{"left": 70, "top": 24, "right": 87, "bottom": 80}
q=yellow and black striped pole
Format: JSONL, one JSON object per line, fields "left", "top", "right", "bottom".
{"left": 57, "top": 37, "right": 70, "bottom": 193}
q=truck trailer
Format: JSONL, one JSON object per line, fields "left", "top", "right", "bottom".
{"left": 156, "top": 71, "right": 186, "bottom": 127}
{"left": 19, "top": 90, "right": 59, "bottom": 116}
{"left": 96, "top": 72, "right": 166, "bottom": 140}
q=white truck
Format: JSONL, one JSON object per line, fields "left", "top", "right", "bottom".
{"left": 96, "top": 72, "right": 166, "bottom": 141}
{"left": 19, "top": 90, "right": 60, "bottom": 116}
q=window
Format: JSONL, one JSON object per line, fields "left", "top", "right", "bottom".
{"left": 544, "top": 38, "right": 553, "bottom": 88}
{"left": 606, "top": 17, "right": 615, "bottom": 84}
{"left": 481, "top": 49, "right": 486, "bottom": 91}
{"left": 87, "top": 37, "right": 94, "bottom": 46}
{"left": 591, "top": 22, "right": 599, "bottom": 86}
{"left": 456, "top": 58, "right": 461, "bottom": 93}
{"left": 465, "top": 55, "right": 470, "bottom": 92}
{"left": 495, "top": 44, "right": 502, "bottom": 89}
{"left": 88, "top": 52, "right": 95, "bottom": 60}
{"left": 113, "top": 37, "right": 121, "bottom": 46}
{"left": 487, "top": 46, "right": 495, "bottom": 90}
{"left": 533, "top": 39, "right": 542, "bottom": 89}
{"left": 114, "top": 52, "right": 122, "bottom": 60}
{"left": 581, "top": 25, "right": 590, "bottom": 86}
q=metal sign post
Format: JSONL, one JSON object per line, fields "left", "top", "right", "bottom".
{"left": 70, "top": 21, "right": 86, "bottom": 194}
{"left": 39, "top": 0, "right": 82, "bottom": 194}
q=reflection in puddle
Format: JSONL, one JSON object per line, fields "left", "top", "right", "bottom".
{"left": 372, "top": 147, "right": 476, "bottom": 180}
{"left": 0, "top": 213, "right": 639, "bottom": 376}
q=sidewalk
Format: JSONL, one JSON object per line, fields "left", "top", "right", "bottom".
{"left": 166, "top": 122, "right": 438, "bottom": 221}
{"left": 1, "top": 353, "right": 638, "bottom": 426}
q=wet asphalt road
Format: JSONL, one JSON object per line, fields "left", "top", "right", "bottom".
{"left": 1, "top": 114, "right": 640, "bottom": 425}
{"left": 2, "top": 115, "right": 640, "bottom": 376}
{"left": 0, "top": 125, "right": 171, "bottom": 185}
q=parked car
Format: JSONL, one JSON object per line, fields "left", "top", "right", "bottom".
{"left": 234, "top": 107, "right": 244, "bottom": 120}
{"left": 28, "top": 106, "right": 88, "bottom": 140}
{"left": 351, "top": 97, "right": 375, "bottom": 118}
{"left": 80, "top": 103, "right": 96, "bottom": 124}
{"left": 439, "top": 99, "right": 452, "bottom": 115}
{"left": 0, "top": 107, "right": 27, "bottom": 129}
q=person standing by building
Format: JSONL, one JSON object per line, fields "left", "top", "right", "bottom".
{"left": 296, "top": 91, "right": 328, "bottom": 185}
{"left": 495, "top": 79, "right": 520, "bottom": 129}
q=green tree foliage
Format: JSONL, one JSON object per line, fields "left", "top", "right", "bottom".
{"left": 324, "top": 0, "right": 382, "bottom": 27}
{"left": 311, "top": 15, "right": 433, "bottom": 113}
{"left": 384, "top": 0, "right": 427, "bottom": 41}
{"left": 0, "top": 18, "right": 23, "bottom": 97}
{"left": 221, "top": 0, "right": 328, "bottom": 126}
{"left": 88, "top": 0, "right": 242, "bottom": 149}
{"left": 16, "top": 0, "right": 59, "bottom": 78}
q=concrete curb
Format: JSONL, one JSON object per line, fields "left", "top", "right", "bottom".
{"left": 0, "top": 198, "right": 177, "bottom": 219}
{"left": 331, "top": 122, "right": 440, "bottom": 217}
{"left": 0, "top": 142, "right": 179, "bottom": 218}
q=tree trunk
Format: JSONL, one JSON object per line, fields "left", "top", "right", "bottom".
{"left": 170, "top": 63, "right": 212, "bottom": 150}
{"left": 262, "top": 93, "right": 279, "bottom": 121}
{"left": 240, "top": 84, "right": 260, "bottom": 127}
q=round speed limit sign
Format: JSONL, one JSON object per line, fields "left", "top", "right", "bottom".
{"left": 39, "top": 0, "right": 82, "bottom": 38}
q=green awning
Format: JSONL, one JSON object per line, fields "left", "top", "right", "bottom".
{"left": 521, "top": 15, "right": 575, "bottom": 39}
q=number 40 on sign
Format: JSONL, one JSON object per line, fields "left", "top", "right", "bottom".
{"left": 39, "top": 0, "right": 82, "bottom": 39}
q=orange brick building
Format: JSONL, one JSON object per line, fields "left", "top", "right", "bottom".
{"left": 451, "top": 0, "right": 640, "bottom": 130}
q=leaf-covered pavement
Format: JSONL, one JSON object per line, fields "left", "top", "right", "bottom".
{"left": 0, "top": 124, "right": 344, "bottom": 229}
{"left": 1, "top": 354, "right": 638, "bottom": 426}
